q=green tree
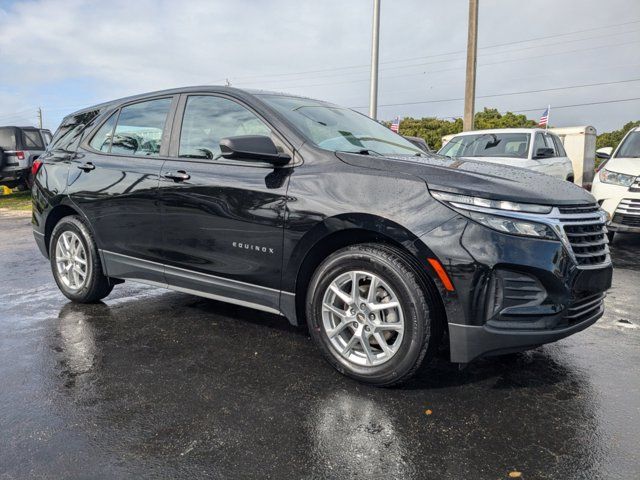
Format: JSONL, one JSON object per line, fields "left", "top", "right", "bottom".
{"left": 390, "top": 108, "right": 538, "bottom": 150}
{"left": 596, "top": 120, "right": 640, "bottom": 150}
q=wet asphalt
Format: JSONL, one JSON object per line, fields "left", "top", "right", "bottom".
{"left": 0, "top": 211, "right": 639, "bottom": 480}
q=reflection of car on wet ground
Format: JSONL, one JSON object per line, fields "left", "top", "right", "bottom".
{"left": 439, "top": 128, "right": 574, "bottom": 181}
{"left": 591, "top": 126, "right": 640, "bottom": 242}
{"left": 32, "top": 86, "right": 612, "bottom": 386}
{"left": 0, "top": 126, "right": 52, "bottom": 189}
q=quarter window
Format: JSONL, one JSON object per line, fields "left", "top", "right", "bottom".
{"left": 179, "top": 96, "right": 271, "bottom": 160}
{"left": 89, "top": 111, "right": 118, "bottom": 152}
{"left": 111, "top": 98, "right": 172, "bottom": 156}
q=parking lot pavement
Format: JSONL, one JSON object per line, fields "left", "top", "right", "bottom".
{"left": 0, "top": 212, "right": 638, "bottom": 480}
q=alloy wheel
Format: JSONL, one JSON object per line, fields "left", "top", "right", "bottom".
{"left": 321, "top": 270, "right": 405, "bottom": 367}
{"left": 55, "top": 231, "right": 89, "bottom": 290}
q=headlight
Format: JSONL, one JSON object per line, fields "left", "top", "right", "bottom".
{"left": 599, "top": 168, "right": 635, "bottom": 187}
{"left": 467, "top": 211, "right": 557, "bottom": 240}
{"left": 431, "top": 191, "right": 552, "bottom": 214}
{"left": 431, "top": 190, "right": 558, "bottom": 240}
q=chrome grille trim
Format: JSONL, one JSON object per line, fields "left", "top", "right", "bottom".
{"left": 615, "top": 198, "right": 640, "bottom": 216}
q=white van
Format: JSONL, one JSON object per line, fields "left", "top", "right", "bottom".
{"left": 439, "top": 128, "right": 574, "bottom": 181}
{"left": 591, "top": 126, "right": 640, "bottom": 241}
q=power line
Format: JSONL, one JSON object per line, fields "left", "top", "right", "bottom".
{"left": 261, "top": 38, "right": 640, "bottom": 91}
{"left": 222, "top": 18, "right": 640, "bottom": 83}
{"left": 512, "top": 97, "right": 640, "bottom": 113}
{"left": 232, "top": 28, "right": 639, "bottom": 88}
{"left": 349, "top": 78, "right": 640, "bottom": 109}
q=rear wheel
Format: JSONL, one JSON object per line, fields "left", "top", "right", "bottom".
{"left": 50, "top": 216, "right": 114, "bottom": 303}
{"left": 306, "top": 244, "right": 437, "bottom": 386}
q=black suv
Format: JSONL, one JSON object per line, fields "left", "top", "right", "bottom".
{"left": 32, "top": 87, "right": 613, "bottom": 386}
{"left": 0, "top": 126, "right": 52, "bottom": 188}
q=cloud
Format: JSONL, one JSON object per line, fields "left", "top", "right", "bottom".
{"left": 0, "top": 0, "right": 639, "bottom": 132}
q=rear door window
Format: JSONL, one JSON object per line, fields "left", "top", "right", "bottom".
{"left": 23, "top": 129, "right": 45, "bottom": 149}
{"left": 110, "top": 98, "right": 172, "bottom": 156}
{"left": 0, "top": 128, "right": 16, "bottom": 150}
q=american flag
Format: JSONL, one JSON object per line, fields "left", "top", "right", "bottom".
{"left": 539, "top": 107, "right": 549, "bottom": 127}
{"left": 390, "top": 116, "right": 401, "bottom": 132}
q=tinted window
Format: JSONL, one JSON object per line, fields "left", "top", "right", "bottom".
{"left": 23, "top": 129, "right": 45, "bottom": 149}
{"left": 615, "top": 131, "right": 640, "bottom": 158}
{"left": 439, "top": 132, "right": 530, "bottom": 159}
{"left": 0, "top": 128, "right": 16, "bottom": 150}
{"left": 89, "top": 112, "right": 118, "bottom": 152}
{"left": 179, "top": 96, "right": 271, "bottom": 160}
{"left": 111, "top": 98, "right": 172, "bottom": 156}
{"left": 51, "top": 110, "right": 100, "bottom": 152}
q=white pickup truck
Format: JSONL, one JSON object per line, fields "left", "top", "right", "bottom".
{"left": 439, "top": 128, "right": 574, "bottom": 182}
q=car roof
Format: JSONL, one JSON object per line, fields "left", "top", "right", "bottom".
{"left": 64, "top": 86, "right": 329, "bottom": 119}
{"left": 450, "top": 128, "right": 548, "bottom": 136}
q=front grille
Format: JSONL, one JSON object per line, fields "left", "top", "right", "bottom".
{"left": 557, "top": 203, "right": 609, "bottom": 267}
{"left": 558, "top": 204, "right": 600, "bottom": 215}
{"left": 613, "top": 214, "right": 640, "bottom": 227}
{"left": 563, "top": 292, "right": 605, "bottom": 327}
{"left": 612, "top": 199, "right": 640, "bottom": 227}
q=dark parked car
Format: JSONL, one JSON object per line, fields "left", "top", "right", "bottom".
{"left": 32, "top": 87, "right": 613, "bottom": 386}
{"left": 0, "top": 126, "right": 52, "bottom": 189}
{"left": 403, "top": 135, "right": 431, "bottom": 153}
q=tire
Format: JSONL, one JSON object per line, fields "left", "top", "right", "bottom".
{"left": 607, "top": 231, "right": 615, "bottom": 243}
{"left": 306, "top": 243, "right": 437, "bottom": 387}
{"left": 50, "top": 215, "right": 114, "bottom": 303}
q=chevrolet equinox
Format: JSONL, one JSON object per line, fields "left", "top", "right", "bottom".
{"left": 32, "top": 87, "right": 613, "bottom": 386}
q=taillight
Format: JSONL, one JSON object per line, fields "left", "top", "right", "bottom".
{"left": 15, "top": 151, "right": 25, "bottom": 160}
{"left": 32, "top": 159, "right": 43, "bottom": 177}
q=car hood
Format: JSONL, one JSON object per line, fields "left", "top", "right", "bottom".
{"left": 602, "top": 157, "right": 640, "bottom": 176}
{"left": 336, "top": 152, "right": 594, "bottom": 205}
{"left": 460, "top": 156, "right": 532, "bottom": 167}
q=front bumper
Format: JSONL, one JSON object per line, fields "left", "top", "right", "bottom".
{"left": 592, "top": 180, "right": 640, "bottom": 234}
{"left": 422, "top": 215, "right": 612, "bottom": 363}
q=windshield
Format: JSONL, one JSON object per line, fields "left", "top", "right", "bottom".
{"left": 615, "top": 131, "right": 640, "bottom": 158}
{"left": 0, "top": 128, "right": 17, "bottom": 150}
{"left": 440, "top": 132, "right": 530, "bottom": 159}
{"left": 259, "top": 95, "right": 422, "bottom": 156}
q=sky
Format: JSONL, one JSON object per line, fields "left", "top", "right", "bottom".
{"left": 0, "top": 0, "right": 639, "bottom": 134}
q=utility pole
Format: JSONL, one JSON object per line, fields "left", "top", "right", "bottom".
{"left": 368, "top": 0, "right": 381, "bottom": 119}
{"left": 37, "top": 107, "right": 43, "bottom": 129}
{"left": 463, "top": 0, "right": 478, "bottom": 131}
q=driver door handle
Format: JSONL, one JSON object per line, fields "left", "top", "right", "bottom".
{"left": 163, "top": 170, "right": 191, "bottom": 182}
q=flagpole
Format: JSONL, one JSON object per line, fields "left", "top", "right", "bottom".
{"left": 546, "top": 104, "right": 550, "bottom": 130}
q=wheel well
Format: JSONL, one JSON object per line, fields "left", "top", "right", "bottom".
{"left": 44, "top": 205, "right": 80, "bottom": 254}
{"left": 294, "top": 229, "right": 447, "bottom": 337}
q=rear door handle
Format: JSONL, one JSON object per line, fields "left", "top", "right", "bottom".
{"left": 163, "top": 170, "right": 190, "bottom": 182}
{"left": 77, "top": 162, "right": 95, "bottom": 172}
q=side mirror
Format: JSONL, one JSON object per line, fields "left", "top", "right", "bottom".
{"left": 534, "top": 147, "right": 554, "bottom": 159}
{"left": 595, "top": 147, "right": 612, "bottom": 160}
{"left": 219, "top": 135, "right": 291, "bottom": 165}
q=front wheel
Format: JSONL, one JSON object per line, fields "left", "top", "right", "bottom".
{"left": 306, "top": 244, "right": 437, "bottom": 387}
{"left": 50, "top": 215, "right": 114, "bottom": 303}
